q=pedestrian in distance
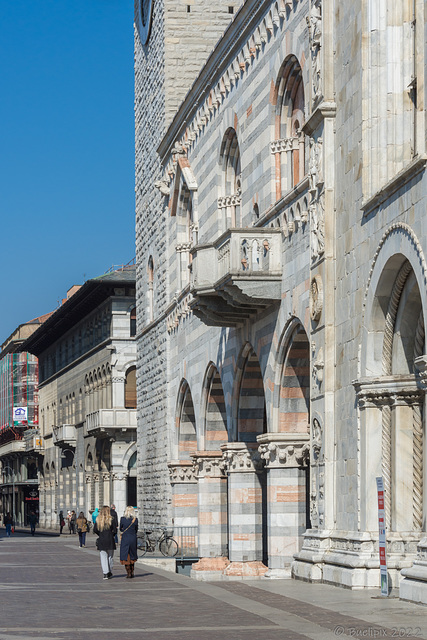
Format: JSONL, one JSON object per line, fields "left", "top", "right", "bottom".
{"left": 4, "top": 512, "right": 13, "bottom": 537}
{"left": 93, "top": 506, "right": 117, "bottom": 580}
{"left": 70, "top": 510, "right": 77, "bottom": 534}
{"left": 76, "top": 512, "right": 89, "bottom": 548}
{"left": 28, "top": 511, "right": 37, "bottom": 536}
{"left": 59, "top": 510, "right": 65, "bottom": 534}
{"left": 119, "top": 506, "right": 138, "bottom": 579}
{"left": 110, "top": 504, "right": 119, "bottom": 544}
{"left": 91, "top": 507, "right": 99, "bottom": 531}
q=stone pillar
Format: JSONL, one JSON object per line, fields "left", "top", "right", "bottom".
{"left": 191, "top": 451, "right": 229, "bottom": 579}
{"left": 111, "top": 471, "right": 128, "bottom": 517}
{"left": 221, "top": 443, "right": 268, "bottom": 579}
{"left": 111, "top": 376, "right": 125, "bottom": 408}
{"left": 258, "top": 433, "right": 310, "bottom": 578}
{"left": 168, "top": 461, "right": 198, "bottom": 528}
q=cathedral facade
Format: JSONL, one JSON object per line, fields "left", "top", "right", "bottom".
{"left": 135, "top": 0, "right": 427, "bottom": 600}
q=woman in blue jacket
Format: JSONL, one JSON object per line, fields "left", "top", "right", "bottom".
{"left": 119, "top": 506, "right": 138, "bottom": 579}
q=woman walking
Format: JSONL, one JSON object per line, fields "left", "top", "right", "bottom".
{"left": 76, "top": 512, "right": 89, "bottom": 548}
{"left": 93, "top": 506, "right": 117, "bottom": 580}
{"left": 119, "top": 506, "right": 138, "bottom": 579}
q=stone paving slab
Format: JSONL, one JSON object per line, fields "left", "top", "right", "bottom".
{"left": 0, "top": 531, "right": 426, "bottom": 640}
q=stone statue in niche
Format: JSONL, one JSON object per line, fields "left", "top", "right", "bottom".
{"left": 309, "top": 137, "right": 324, "bottom": 192}
{"left": 307, "top": 0, "right": 322, "bottom": 104}
{"left": 310, "top": 275, "right": 323, "bottom": 323}
{"left": 312, "top": 417, "right": 323, "bottom": 460}
{"left": 310, "top": 192, "right": 325, "bottom": 259}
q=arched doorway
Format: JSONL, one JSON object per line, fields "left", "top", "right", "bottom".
{"left": 361, "top": 253, "right": 425, "bottom": 533}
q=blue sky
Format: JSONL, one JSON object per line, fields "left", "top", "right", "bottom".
{"left": 1, "top": 1, "right": 135, "bottom": 342}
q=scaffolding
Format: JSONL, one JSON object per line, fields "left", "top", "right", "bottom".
{"left": 0, "top": 353, "right": 38, "bottom": 432}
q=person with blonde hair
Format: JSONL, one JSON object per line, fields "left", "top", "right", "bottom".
{"left": 119, "top": 506, "right": 138, "bottom": 579}
{"left": 93, "top": 505, "right": 117, "bottom": 580}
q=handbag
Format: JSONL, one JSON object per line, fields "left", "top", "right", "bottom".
{"left": 120, "top": 518, "right": 135, "bottom": 540}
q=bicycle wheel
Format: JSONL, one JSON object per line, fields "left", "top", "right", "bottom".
{"left": 159, "top": 537, "right": 179, "bottom": 557}
{"left": 137, "top": 536, "right": 148, "bottom": 556}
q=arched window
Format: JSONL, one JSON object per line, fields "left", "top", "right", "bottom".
{"left": 130, "top": 307, "right": 136, "bottom": 337}
{"left": 125, "top": 366, "right": 137, "bottom": 409}
{"left": 219, "top": 128, "right": 241, "bottom": 229}
{"left": 147, "top": 257, "right": 154, "bottom": 323}
{"left": 273, "top": 56, "right": 305, "bottom": 198}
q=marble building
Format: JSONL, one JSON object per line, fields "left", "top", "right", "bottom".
{"left": 134, "top": 0, "right": 427, "bottom": 600}
{"left": 21, "top": 266, "right": 137, "bottom": 526}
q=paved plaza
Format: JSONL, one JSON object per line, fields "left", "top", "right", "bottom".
{"left": 0, "top": 529, "right": 426, "bottom": 640}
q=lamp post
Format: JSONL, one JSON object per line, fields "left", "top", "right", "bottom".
{"left": 2, "top": 465, "right": 15, "bottom": 526}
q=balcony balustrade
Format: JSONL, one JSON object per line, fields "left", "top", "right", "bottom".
{"left": 190, "top": 228, "right": 282, "bottom": 326}
{"left": 85, "top": 408, "right": 137, "bottom": 438}
{"left": 52, "top": 424, "right": 76, "bottom": 447}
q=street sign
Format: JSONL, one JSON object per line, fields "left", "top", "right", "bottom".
{"left": 376, "top": 476, "right": 388, "bottom": 596}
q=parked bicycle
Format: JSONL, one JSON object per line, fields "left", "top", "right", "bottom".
{"left": 137, "top": 527, "right": 179, "bottom": 557}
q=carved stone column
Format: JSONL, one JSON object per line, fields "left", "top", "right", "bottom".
{"left": 258, "top": 433, "right": 310, "bottom": 578}
{"left": 221, "top": 442, "right": 268, "bottom": 578}
{"left": 168, "top": 461, "right": 198, "bottom": 529}
{"left": 190, "top": 451, "right": 229, "bottom": 579}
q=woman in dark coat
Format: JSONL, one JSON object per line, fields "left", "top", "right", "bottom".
{"left": 93, "top": 506, "right": 117, "bottom": 580}
{"left": 119, "top": 506, "right": 138, "bottom": 579}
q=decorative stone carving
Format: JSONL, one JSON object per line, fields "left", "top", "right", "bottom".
{"left": 168, "top": 461, "right": 197, "bottom": 483}
{"left": 192, "top": 452, "right": 227, "bottom": 478}
{"left": 312, "top": 344, "right": 324, "bottom": 386}
{"left": 308, "top": 137, "right": 323, "bottom": 192}
{"left": 307, "top": 0, "right": 322, "bottom": 105}
{"left": 310, "top": 192, "right": 325, "bottom": 260}
{"left": 172, "top": 141, "right": 186, "bottom": 156}
{"left": 257, "top": 433, "right": 310, "bottom": 468}
{"left": 221, "top": 443, "right": 264, "bottom": 473}
{"left": 310, "top": 275, "right": 323, "bottom": 323}
{"left": 312, "top": 418, "right": 323, "bottom": 461}
{"left": 415, "top": 356, "right": 427, "bottom": 388}
{"left": 166, "top": 294, "right": 192, "bottom": 333}
{"left": 154, "top": 179, "right": 170, "bottom": 196}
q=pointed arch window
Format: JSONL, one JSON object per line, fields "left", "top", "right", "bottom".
{"left": 147, "top": 257, "right": 154, "bottom": 323}
{"left": 273, "top": 56, "right": 305, "bottom": 199}
{"left": 219, "top": 128, "right": 242, "bottom": 230}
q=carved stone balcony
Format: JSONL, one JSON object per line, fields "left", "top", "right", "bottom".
{"left": 85, "top": 408, "right": 137, "bottom": 438}
{"left": 190, "top": 228, "right": 282, "bottom": 326}
{"left": 52, "top": 424, "right": 77, "bottom": 447}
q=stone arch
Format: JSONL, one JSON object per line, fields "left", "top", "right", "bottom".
{"left": 274, "top": 319, "right": 310, "bottom": 433}
{"left": 176, "top": 380, "right": 197, "bottom": 460}
{"left": 201, "top": 363, "right": 228, "bottom": 451}
{"left": 234, "top": 343, "right": 267, "bottom": 442}
{"left": 359, "top": 224, "right": 427, "bottom": 533}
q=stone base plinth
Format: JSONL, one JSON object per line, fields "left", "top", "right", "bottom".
{"left": 263, "top": 567, "right": 292, "bottom": 579}
{"left": 223, "top": 561, "right": 268, "bottom": 580}
{"left": 190, "top": 556, "right": 230, "bottom": 581}
{"left": 400, "top": 564, "right": 427, "bottom": 604}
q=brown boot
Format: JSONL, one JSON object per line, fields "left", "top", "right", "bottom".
{"left": 130, "top": 563, "right": 135, "bottom": 579}
{"left": 125, "top": 564, "right": 132, "bottom": 579}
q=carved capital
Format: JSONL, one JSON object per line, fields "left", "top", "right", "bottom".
{"left": 191, "top": 451, "right": 226, "bottom": 478}
{"left": 257, "top": 433, "right": 310, "bottom": 468}
{"left": 221, "top": 443, "right": 264, "bottom": 473}
{"left": 168, "top": 460, "right": 197, "bottom": 483}
{"left": 415, "top": 356, "right": 427, "bottom": 389}
{"left": 355, "top": 376, "right": 423, "bottom": 408}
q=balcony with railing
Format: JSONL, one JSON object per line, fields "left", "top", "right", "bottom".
{"left": 190, "top": 228, "right": 282, "bottom": 326}
{"left": 52, "top": 424, "right": 76, "bottom": 447}
{"left": 85, "top": 408, "right": 137, "bottom": 437}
